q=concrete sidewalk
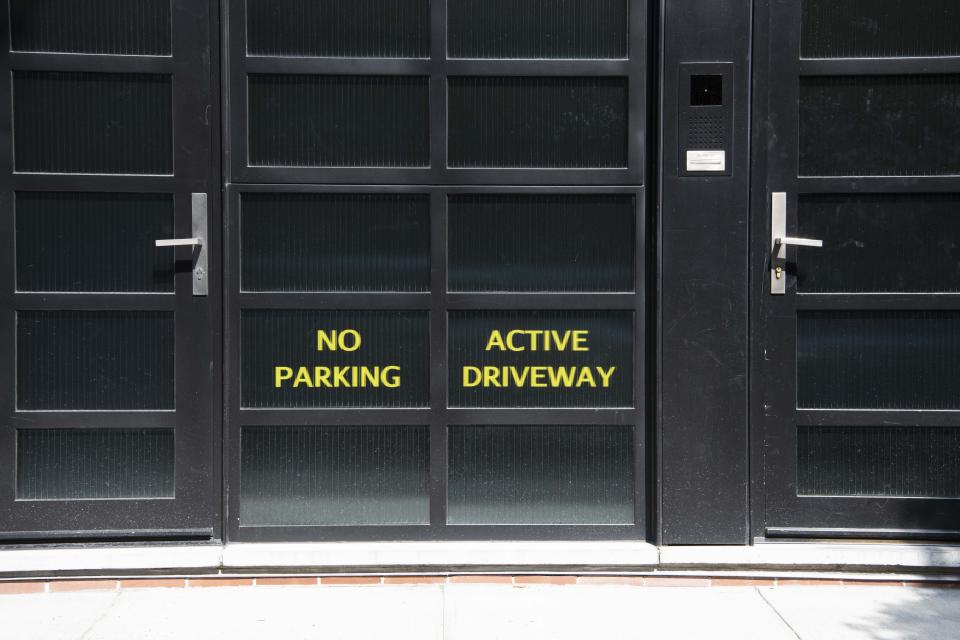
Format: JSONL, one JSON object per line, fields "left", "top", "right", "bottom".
{"left": 2, "top": 582, "right": 959, "bottom": 640}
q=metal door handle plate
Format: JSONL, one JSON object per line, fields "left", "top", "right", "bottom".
{"left": 771, "top": 192, "right": 823, "bottom": 295}
{"left": 152, "top": 193, "right": 208, "bottom": 296}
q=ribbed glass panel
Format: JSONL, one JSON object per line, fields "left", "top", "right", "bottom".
{"left": 17, "top": 429, "right": 175, "bottom": 500}
{"left": 240, "top": 193, "right": 430, "bottom": 292}
{"left": 448, "top": 194, "right": 635, "bottom": 292}
{"left": 246, "top": 0, "right": 429, "bottom": 58}
{"left": 797, "top": 194, "right": 960, "bottom": 293}
{"left": 799, "top": 76, "right": 960, "bottom": 177}
{"left": 448, "top": 77, "right": 628, "bottom": 169}
{"left": 10, "top": 0, "right": 171, "bottom": 55}
{"left": 797, "top": 311, "right": 960, "bottom": 410}
{"left": 16, "top": 192, "right": 174, "bottom": 293}
{"left": 17, "top": 311, "right": 175, "bottom": 410}
{"left": 798, "top": 426, "right": 960, "bottom": 498}
{"left": 448, "top": 311, "right": 633, "bottom": 408}
{"left": 448, "top": 425, "right": 634, "bottom": 524}
{"left": 801, "top": 0, "right": 960, "bottom": 58}
{"left": 448, "top": 0, "right": 628, "bottom": 59}
{"left": 241, "top": 310, "right": 430, "bottom": 408}
{"left": 13, "top": 71, "right": 172, "bottom": 175}
{"left": 240, "top": 425, "right": 429, "bottom": 525}
{"left": 248, "top": 75, "right": 430, "bottom": 168}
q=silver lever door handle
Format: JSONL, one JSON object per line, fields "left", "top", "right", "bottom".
{"left": 771, "top": 192, "right": 824, "bottom": 295}
{"left": 774, "top": 236, "right": 823, "bottom": 249}
{"left": 152, "top": 193, "right": 208, "bottom": 296}
{"left": 155, "top": 238, "right": 202, "bottom": 247}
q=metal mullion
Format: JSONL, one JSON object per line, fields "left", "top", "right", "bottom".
{"left": 12, "top": 175, "right": 177, "bottom": 191}
{"left": 796, "top": 293, "right": 960, "bottom": 311}
{"left": 14, "top": 293, "right": 175, "bottom": 311}
{"left": 632, "top": 189, "right": 647, "bottom": 532}
{"left": 800, "top": 57, "right": 960, "bottom": 77}
{"left": 445, "top": 185, "right": 642, "bottom": 195}
{"left": 445, "top": 59, "right": 631, "bottom": 76}
{"left": 446, "top": 409, "right": 637, "bottom": 425}
{"left": 233, "top": 183, "right": 432, "bottom": 195}
{"left": 796, "top": 409, "right": 960, "bottom": 427}
{"left": 428, "top": 191, "right": 448, "bottom": 530}
{"left": 239, "top": 167, "right": 436, "bottom": 185}
{"left": 226, "top": 0, "right": 249, "bottom": 182}
{"left": 238, "top": 292, "right": 432, "bottom": 310}
{"left": 430, "top": 0, "right": 448, "bottom": 184}
{"left": 441, "top": 168, "right": 639, "bottom": 186}
{"left": 797, "top": 176, "right": 960, "bottom": 194}
{"left": 245, "top": 57, "right": 430, "bottom": 76}
{"left": 627, "top": 0, "right": 647, "bottom": 188}
{"left": 446, "top": 293, "right": 636, "bottom": 310}
{"left": 238, "top": 408, "right": 432, "bottom": 426}
{"left": 223, "top": 181, "right": 244, "bottom": 543}
{"left": 8, "top": 52, "right": 174, "bottom": 74}
{"left": 11, "top": 412, "right": 177, "bottom": 429}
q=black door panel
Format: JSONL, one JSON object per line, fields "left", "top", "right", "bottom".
{"left": 0, "top": 0, "right": 220, "bottom": 541}
{"left": 753, "top": 0, "right": 960, "bottom": 540}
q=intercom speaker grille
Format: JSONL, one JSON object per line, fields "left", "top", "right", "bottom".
{"left": 686, "top": 112, "right": 725, "bottom": 149}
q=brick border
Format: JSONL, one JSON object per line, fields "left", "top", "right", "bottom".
{"left": 1, "top": 575, "right": 959, "bottom": 594}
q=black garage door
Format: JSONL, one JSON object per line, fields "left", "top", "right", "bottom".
{"left": 223, "top": 0, "right": 649, "bottom": 541}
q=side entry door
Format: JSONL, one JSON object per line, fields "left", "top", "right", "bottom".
{"left": 754, "top": 0, "right": 960, "bottom": 540}
{"left": 0, "top": 0, "right": 220, "bottom": 541}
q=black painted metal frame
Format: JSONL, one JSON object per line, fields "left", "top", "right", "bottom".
{"left": 750, "top": 0, "right": 960, "bottom": 540}
{"left": 0, "top": 1, "right": 222, "bottom": 541}
{"left": 223, "top": 185, "right": 647, "bottom": 541}
{"left": 656, "top": 0, "right": 752, "bottom": 545}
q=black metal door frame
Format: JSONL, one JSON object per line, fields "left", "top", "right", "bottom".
{"left": 0, "top": 0, "right": 221, "bottom": 541}
{"left": 222, "top": 0, "right": 649, "bottom": 542}
{"left": 750, "top": 0, "right": 960, "bottom": 541}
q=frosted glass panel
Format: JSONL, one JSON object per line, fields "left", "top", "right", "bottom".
{"left": 448, "top": 0, "right": 628, "bottom": 59}
{"left": 248, "top": 75, "right": 430, "bottom": 168}
{"left": 800, "top": 76, "right": 960, "bottom": 177}
{"left": 448, "top": 194, "right": 635, "bottom": 292}
{"left": 448, "top": 77, "right": 628, "bottom": 169}
{"left": 241, "top": 426, "right": 429, "bottom": 526}
{"left": 241, "top": 193, "right": 430, "bottom": 292}
{"left": 17, "top": 429, "right": 175, "bottom": 500}
{"left": 17, "top": 311, "right": 175, "bottom": 410}
{"left": 798, "top": 311, "right": 960, "bottom": 410}
{"left": 247, "top": 0, "right": 429, "bottom": 57}
{"left": 16, "top": 192, "right": 174, "bottom": 293}
{"left": 802, "top": 0, "right": 960, "bottom": 58}
{"left": 798, "top": 426, "right": 960, "bottom": 498}
{"left": 448, "top": 425, "right": 634, "bottom": 524}
{"left": 11, "top": 0, "right": 171, "bottom": 55}
{"left": 14, "top": 71, "right": 172, "bottom": 174}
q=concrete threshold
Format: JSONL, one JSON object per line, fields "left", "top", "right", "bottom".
{"left": 1, "top": 541, "right": 959, "bottom": 579}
